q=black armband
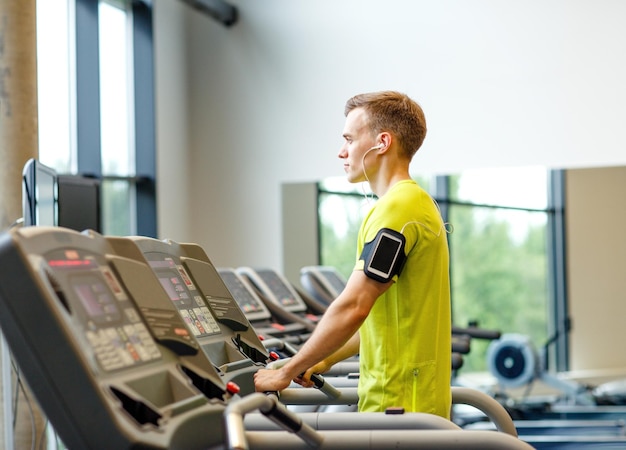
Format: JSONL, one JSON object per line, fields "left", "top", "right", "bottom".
{"left": 360, "top": 228, "right": 407, "bottom": 283}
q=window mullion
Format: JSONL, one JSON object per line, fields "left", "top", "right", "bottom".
{"left": 547, "top": 169, "right": 570, "bottom": 371}
{"left": 75, "top": 0, "right": 102, "bottom": 177}
{"left": 132, "top": 0, "right": 157, "bottom": 237}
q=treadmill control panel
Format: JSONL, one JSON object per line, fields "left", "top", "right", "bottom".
{"left": 45, "top": 248, "right": 162, "bottom": 372}
{"left": 238, "top": 267, "right": 306, "bottom": 313}
{"left": 146, "top": 255, "right": 221, "bottom": 338}
{"left": 217, "top": 268, "right": 271, "bottom": 323}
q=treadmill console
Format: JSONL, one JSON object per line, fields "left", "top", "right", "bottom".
{"left": 146, "top": 255, "right": 221, "bottom": 338}
{"left": 217, "top": 268, "right": 272, "bottom": 322}
{"left": 237, "top": 267, "right": 307, "bottom": 313}
{"left": 45, "top": 247, "right": 162, "bottom": 372}
{"left": 299, "top": 265, "right": 347, "bottom": 306}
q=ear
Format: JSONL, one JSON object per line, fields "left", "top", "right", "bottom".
{"left": 376, "top": 132, "right": 392, "bottom": 153}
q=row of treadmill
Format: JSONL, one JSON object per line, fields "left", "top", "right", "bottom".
{"left": 0, "top": 226, "right": 623, "bottom": 449}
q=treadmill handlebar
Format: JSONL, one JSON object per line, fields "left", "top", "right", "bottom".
{"left": 266, "top": 357, "right": 341, "bottom": 399}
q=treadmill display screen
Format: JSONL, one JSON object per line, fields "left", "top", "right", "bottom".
{"left": 73, "top": 274, "right": 121, "bottom": 322}
{"left": 219, "top": 270, "right": 265, "bottom": 313}
{"left": 320, "top": 268, "right": 347, "bottom": 295}
{"left": 257, "top": 269, "right": 298, "bottom": 307}
{"left": 147, "top": 256, "right": 221, "bottom": 338}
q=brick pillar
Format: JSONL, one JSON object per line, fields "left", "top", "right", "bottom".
{"left": 0, "top": 0, "right": 38, "bottom": 229}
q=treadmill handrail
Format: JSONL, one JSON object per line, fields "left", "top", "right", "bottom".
{"left": 451, "top": 387, "right": 517, "bottom": 437}
{"left": 224, "top": 393, "right": 323, "bottom": 450}
{"left": 278, "top": 385, "right": 518, "bottom": 437}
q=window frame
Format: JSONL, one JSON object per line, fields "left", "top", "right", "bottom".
{"left": 74, "top": 0, "right": 156, "bottom": 237}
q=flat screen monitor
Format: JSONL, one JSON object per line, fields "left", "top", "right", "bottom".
{"left": 57, "top": 175, "right": 102, "bottom": 232}
{"left": 22, "top": 158, "right": 58, "bottom": 227}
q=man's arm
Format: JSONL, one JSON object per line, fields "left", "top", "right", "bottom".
{"left": 253, "top": 270, "right": 392, "bottom": 392}
{"left": 296, "top": 330, "right": 360, "bottom": 387}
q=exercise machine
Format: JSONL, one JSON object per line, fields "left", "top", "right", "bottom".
{"left": 238, "top": 266, "right": 324, "bottom": 325}
{"left": 105, "top": 236, "right": 271, "bottom": 394}
{"left": 300, "top": 265, "right": 347, "bottom": 307}
{"left": 0, "top": 227, "right": 231, "bottom": 449}
{"left": 217, "top": 267, "right": 314, "bottom": 345}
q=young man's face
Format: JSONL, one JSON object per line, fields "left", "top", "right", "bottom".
{"left": 338, "top": 108, "right": 378, "bottom": 184}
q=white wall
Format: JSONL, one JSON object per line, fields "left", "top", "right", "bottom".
{"left": 153, "top": 0, "right": 192, "bottom": 240}
{"left": 566, "top": 166, "right": 626, "bottom": 371}
{"left": 154, "top": 0, "right": 626, "bottom": 272}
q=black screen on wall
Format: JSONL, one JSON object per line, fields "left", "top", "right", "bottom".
{"left": 57, "top": 175, "right": 102, "bottom": 233}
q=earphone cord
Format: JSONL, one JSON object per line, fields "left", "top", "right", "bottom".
{"left": 360, "top": 147, "right": 377, "bottom": 204}
{"left": 400, "top": 197, "right": 454, "bottom": 237}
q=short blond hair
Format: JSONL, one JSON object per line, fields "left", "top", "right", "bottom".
{"left": 345, "top": 91, "right": 427, "bottom": 160}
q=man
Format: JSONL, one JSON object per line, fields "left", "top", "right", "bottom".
{"left": 254, "top": 91, "right": 451, "bottom": 418}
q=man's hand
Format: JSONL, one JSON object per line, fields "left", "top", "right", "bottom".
{"left": 253, "top": 367, "right": 294, "bottom": 393}
{"left": 298, "top": 360, "right": 332, "bottom": 387}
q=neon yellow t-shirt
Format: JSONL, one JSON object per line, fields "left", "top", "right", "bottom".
{"left": 356, "top": 179, "right": 452, "bottom": 418}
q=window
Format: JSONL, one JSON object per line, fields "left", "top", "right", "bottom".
{"left": 444, "top": 167, "right": 554, "bottom": 372}
{"left": 99, "top": 0, "right": 135, "bottom": 235}
{"left": 36, "top": 0, "right": 72, "bottom": 173}
{"left": 318, "top": 177, "right": 371, "bottom": 277}
{"left": 36, "top": 0, "right": 156, "bottom": 237}
{"left": 318, "top": 167, "right": 565, "bottom": 372}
